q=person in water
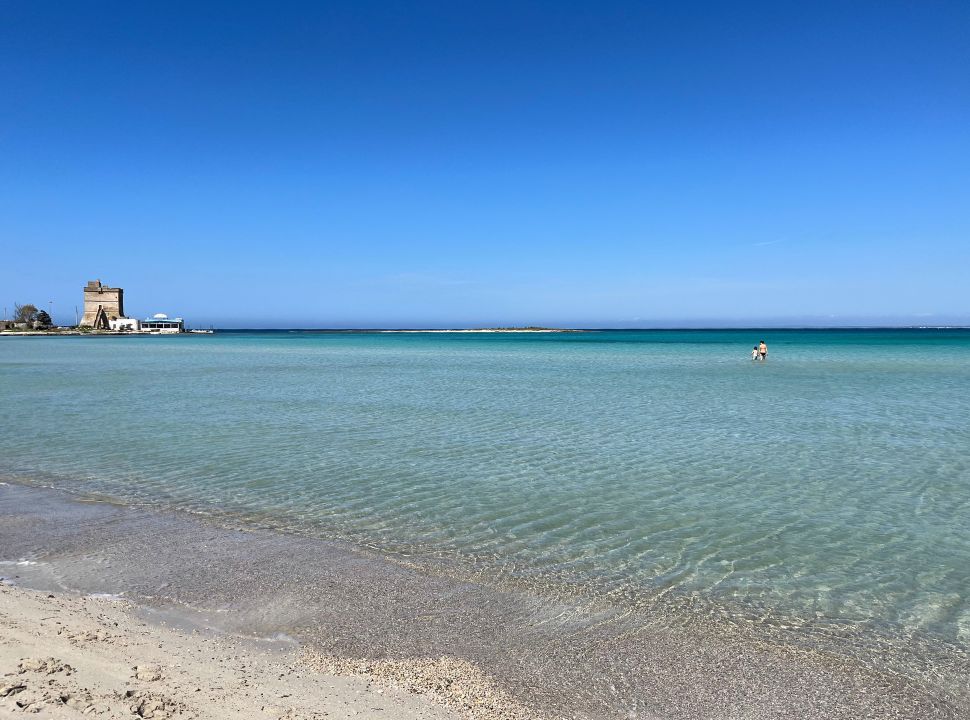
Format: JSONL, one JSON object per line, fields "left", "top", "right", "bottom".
{"left": 759, "top": 340, "right": 768, "bottom": 360}
{"left": 752, "top": 346, "right": 760, "bottom": 360}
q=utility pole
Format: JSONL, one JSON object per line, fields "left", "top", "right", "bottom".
{"left": 75, "top": 305, "right": 79, "bottom": 326}
{"left": 49, "top": 300, "right": 53, "bottom": 325}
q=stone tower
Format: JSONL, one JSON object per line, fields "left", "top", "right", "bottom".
{"left": 81, "top": 280, "right": 124, "bottom": 328}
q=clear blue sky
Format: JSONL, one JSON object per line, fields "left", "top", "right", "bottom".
{"left": 2, "top": 1, "right": 968, "bottom": 328}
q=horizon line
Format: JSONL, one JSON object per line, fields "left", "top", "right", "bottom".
{"left": 201, "top": 325, "right": 970, "bottom": 331}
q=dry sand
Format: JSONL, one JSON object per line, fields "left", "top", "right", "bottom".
{"left": 0, "top": 583, "right": 462, "bottom": 720}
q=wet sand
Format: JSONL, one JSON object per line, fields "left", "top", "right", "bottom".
{"left": 1, "top": 482, "right": 966, "bottom": 719}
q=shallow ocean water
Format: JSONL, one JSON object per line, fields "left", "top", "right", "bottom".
{"left": 2, "top": 329, "right": 969, "bottom": 657}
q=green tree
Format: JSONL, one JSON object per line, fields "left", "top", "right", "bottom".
{"left": 14, "top": 303, "right": 38, "bottom": 323}
{"left": 35, "top": 310, "right": 52, "bottom": 326}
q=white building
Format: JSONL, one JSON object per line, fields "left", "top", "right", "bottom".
{"left": 141, "top": 313, "right": 184, "bottom": 333}
{"left": 109, "top": 317, "right": 141, "bottom": 332}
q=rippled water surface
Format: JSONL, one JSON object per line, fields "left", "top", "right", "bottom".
{"left": 2, "top": 329, "right": 969, "bottom": 651}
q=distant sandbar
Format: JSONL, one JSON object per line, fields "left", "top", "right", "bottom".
{"left": 381, "top": 327, "right": 583, "bottom": 333}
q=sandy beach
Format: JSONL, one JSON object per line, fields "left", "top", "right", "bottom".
{"left": 0, "top": 583, "right": 468, "bottom": 720}
{"left": 6, "top": 0, "right": 970, "bottom": 714}
{"left": 2, "top": 482, "right": 966, "bottom": 720}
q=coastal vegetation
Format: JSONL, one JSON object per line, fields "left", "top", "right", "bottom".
{"left": 13, "top": 303, "right": 40, "bottom": 324}
{"left": 0, "top": 303, "right": 54, "bottom": 332}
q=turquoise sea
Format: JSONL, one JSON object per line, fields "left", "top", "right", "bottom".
{"left": 2, "top": 329, "right": 969, "bottom": 679}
